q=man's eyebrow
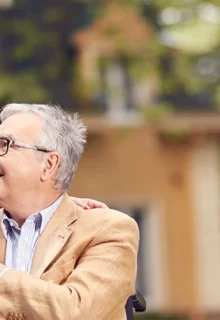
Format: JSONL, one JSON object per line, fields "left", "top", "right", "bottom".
{"left": 0, "top": 133, "right": 16, "bottom": 140}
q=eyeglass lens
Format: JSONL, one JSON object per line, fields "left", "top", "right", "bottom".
{"left": 0, "top": 138, "right": 8, "bottom": 155}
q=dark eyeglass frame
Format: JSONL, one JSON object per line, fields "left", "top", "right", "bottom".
{"left": 0, "top": 137, "right": 52, "bottom": 156}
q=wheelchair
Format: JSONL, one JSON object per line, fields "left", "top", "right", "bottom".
{"left": 125, "top": 290, "right": 146, "bottom": 320}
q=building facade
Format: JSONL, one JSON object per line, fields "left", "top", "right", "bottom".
{"left": 70, "top": 115, "right": 220, "bottom": 319}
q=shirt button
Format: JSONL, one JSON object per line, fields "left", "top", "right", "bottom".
{"left": 24, "top": 237, "right": 28, "bottom": 242}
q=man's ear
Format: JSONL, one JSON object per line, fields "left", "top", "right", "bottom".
{"left": 40, "top": 152, "right": 61, "bottom": 182}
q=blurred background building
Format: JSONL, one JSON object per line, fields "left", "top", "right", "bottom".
{"left": 0, "top": 1, "right": 220, "bottom": 319}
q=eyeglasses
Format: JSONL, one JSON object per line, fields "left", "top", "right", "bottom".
{"left": 0, "top": 137, "right": 52, "bottom": 156}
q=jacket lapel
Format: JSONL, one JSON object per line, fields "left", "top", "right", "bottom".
{"left": 0, "top": 211, "right": 6, "bottom": 264}
{"left": 30, "top": 194, "right": 78, "bottom": 278}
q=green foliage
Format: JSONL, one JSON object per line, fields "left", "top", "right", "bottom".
{"left": 11, "top": 20, "right": 42, "bottom": 61}
{"left": 0, "top": 2, "right": 72, "bottom": 104}
{"left": 0, "top": 72, "right": 48, "bottom": 104}
{"left": 134, "top": 312, "right": 189, "bottom": 320}
{"left": 215, "top": 85, "right": 220, "bottom": 106}
{"left": 142, "top": 103, "right": 174, "bottom": 123}
{"left": 0, "top": 0, "right": 219, "bottom": 110}
{"left": 42, "top": 8, "right": 64, "bottom": 23}
{"left": 75, "top": 0, "right": 219, "bottom": 114}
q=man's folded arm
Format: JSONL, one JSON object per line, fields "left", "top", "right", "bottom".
{"left": 0, "top": 214, "right": 139, "bottom": 320}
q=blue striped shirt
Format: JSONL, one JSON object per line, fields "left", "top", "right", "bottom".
{"left": 1, "top": 195, "right": 63, "bottom": 273}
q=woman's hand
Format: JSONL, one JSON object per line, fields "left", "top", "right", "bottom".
{"left": 72, "top": 197, "right": 108, "bottom": 210}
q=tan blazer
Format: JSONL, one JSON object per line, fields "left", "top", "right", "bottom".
{"left": 0, "top": 194, "right": 139, "bottom": 320}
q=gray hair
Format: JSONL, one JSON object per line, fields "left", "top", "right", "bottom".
{"left": 0, "top": 103, "right": 87, "bottom": 190}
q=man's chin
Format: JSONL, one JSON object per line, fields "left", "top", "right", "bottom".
{"left": 0, "top": 181, "right": 6, "bottom": 206}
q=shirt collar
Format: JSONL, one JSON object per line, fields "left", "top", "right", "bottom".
{"left": 39, "top": 194, "right": 64, "bottom": 234}
{"left": 1, "top": 194, "right": 64, "bottom": 238}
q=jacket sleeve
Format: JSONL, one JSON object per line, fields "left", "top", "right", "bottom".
{"left": 0, "top": 215, "right": 139, "bottom": 320}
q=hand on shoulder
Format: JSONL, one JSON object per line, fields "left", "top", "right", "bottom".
{"left": 71, "top": 197, "right": 108, "bottom": 210}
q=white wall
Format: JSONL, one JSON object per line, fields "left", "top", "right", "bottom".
{"left": 144, "top": 201, "right": 167, "bottom": 311}
{"left": 191, "top": 139, "right": 220, "bottom": 310}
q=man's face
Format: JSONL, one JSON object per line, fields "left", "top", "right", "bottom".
{"left": 0, "top": 112, "right": 44, "bottom": 204}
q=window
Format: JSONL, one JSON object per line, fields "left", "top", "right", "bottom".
{"left": 112, "top": 205, "right": 148, "bottom": 297}
{"left": 97, "top": 56, "right": 136, "bottom": 120}
{"left": 111, "top": 203, "right": 165, "bottom": 310}
{"left": 131, "top": 207, "right": 148, "bottom": 297}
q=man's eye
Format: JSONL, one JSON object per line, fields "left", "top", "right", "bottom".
{"left": 0, "top": 139, "right": 8, "bottom": 151}
{"left": 0, "top": 140, "right": 7, "bottom": 146}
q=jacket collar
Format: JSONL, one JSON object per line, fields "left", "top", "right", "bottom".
{"left": 0, "top": 193, "right": 78, "bottom": 277}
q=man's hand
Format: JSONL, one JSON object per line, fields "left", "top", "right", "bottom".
{"left": 72, "top": 197, "right": 108, "bottom": 210}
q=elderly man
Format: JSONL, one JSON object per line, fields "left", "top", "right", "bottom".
{"left": 0, "top": 104, "right": 139, "bottom": 320}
